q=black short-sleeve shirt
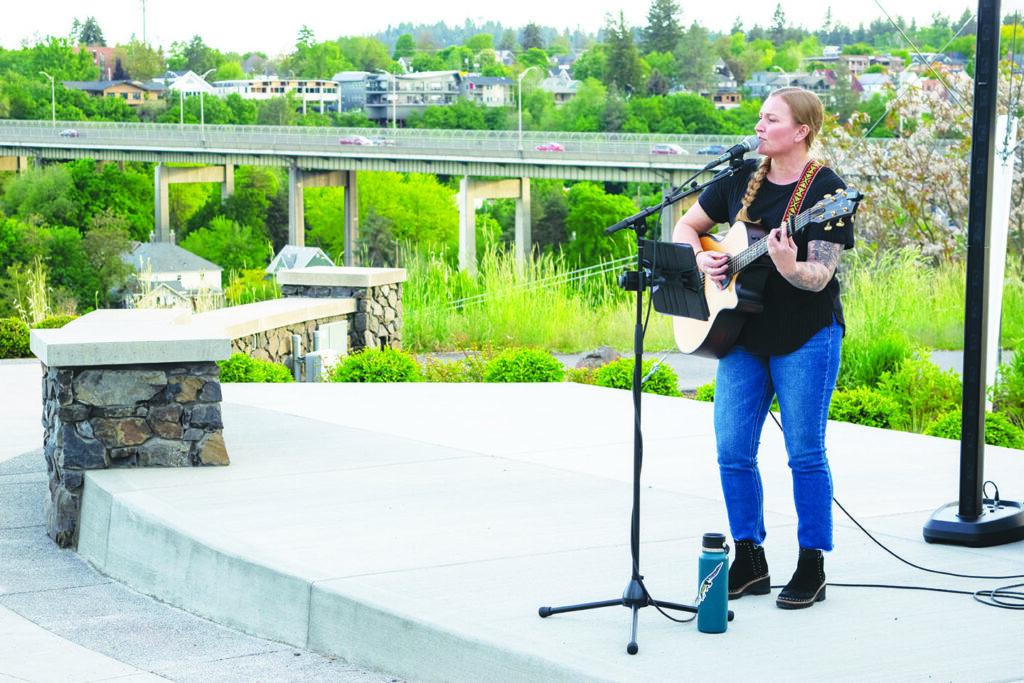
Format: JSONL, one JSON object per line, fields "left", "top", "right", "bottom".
{"left": 697, "top": 158, "right": 855, "bottom": 355}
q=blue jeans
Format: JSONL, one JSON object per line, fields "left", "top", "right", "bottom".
{"left": 713, "top": 321, "right": 842, "bottom": 551}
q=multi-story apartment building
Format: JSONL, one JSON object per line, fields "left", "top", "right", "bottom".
{"left": 212, "top": 77, "right": 340, "bottom": 112}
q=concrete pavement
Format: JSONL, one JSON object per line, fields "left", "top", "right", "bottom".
{"left": 4, "top": 355, "right": 1024, "bottom": 681}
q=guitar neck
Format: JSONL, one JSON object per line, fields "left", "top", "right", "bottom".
{"left": 727, "top": 213, "right": 809, "bottom": 276}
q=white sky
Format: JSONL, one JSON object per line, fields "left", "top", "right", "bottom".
{"left": 0, "top": 0, "right": 1014, "bottom": 57}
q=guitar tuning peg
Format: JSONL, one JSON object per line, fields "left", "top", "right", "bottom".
{"left": 836, "top": 218, "right": 846, "bottom": 227}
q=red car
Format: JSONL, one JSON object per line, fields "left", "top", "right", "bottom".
{"left": 339, "top": 134, "right": 373, "bottom": 145}
{"left": 535, "top": 142, "right": 564, "bottom": 152}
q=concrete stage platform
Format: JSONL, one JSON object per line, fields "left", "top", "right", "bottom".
{"left": 65, "top": 379, "right": 1024, "bottom": 681}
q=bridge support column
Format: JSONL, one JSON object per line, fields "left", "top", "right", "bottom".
{"left": 459, "top": 176, "right": 531, "bottom": 274}
{"left": 154, "top": 163, "right": 170, "bottom": 243}
{"left": 221, "top": 164, "right": 234, "bottom": 201}
{"left": 154, "top": 164, "right": 236, "bottom": 242}
{"left": 661, "top": 174, "right": 700, "bottom": 242}
{"left": 289, "top": 168, "right": 355, "bottom": 260}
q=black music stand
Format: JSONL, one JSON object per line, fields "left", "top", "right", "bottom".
{"left": 538, "top": 215, "right": 728, "bottom": 655}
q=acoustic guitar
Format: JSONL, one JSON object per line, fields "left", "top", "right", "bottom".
{"left": 672, "top": 188, "right": 863, "bottom": 358}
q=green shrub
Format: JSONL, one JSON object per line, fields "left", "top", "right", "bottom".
{"left": 330, "top": 347, "right": 420, "bottom": 383}
{"left": 925, "top": 409, "right": 1024, "bottom": 450}
{"left": 694, "top": 380, "right": 715, "bottom": 402}
{"left": 0, "top": 317, "right": 30, "bottom": 359}
{"left": 990, "top": 350, "right": 1024, "bottom": 429}
{"left": 829, "top": 386, "right": 900, "bottom": 428}
{"left": 219, "top": 353, "right": 294, "bottom": 383}
{"left": 567, "top": 366, "right": 598, "bottom": 385}
{"left": 877, "top": 356, "right": 962, "bottom": 433}
{"left": 837, "top": 331, "right": 917, "bottom": 390}
{"left": 419, "top": 351, "right": 491, "bottom": 383}
{"left": 594, "top": 357, "right": 682, "bottom": 397}
{"left": 483, "top": 347, "right": 566, "bottom": 383}
{"left": 31, "top": 314, "right": 78, "bottom": 329}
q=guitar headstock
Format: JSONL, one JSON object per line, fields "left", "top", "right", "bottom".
{"left": 809, "top": 188, "right": 863, "bottom": 230}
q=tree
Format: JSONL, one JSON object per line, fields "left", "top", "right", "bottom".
{"left": 518, "top": 47, "right": 549, "bottom": 69}
{"left": 337, "top": 37, "right": 392, "bottom": 72}
{"left": 571, "top": 44, "right": 608, "bottom": 83}
{"left": 770, "top": 4, "right": 787, "bottom": 47}
{"left": 466, "top": 34, "right": 494, "bottom": 53}
{"left": 82, "top": 210, "right": 134, "bottom": 306}
{"left": 168, "top": 35, "right": 219, "bottom": 75}
{"left": 642, "top": 0, "right": 683, "bottom": 55}
{"left": 676, "top": 22, "right": 716, "bottom": 94}
{"left": 646, "top": 67, "right": 670, "bottom": 96}
{"left": 73, "top": 17, "right": 106, "bottom": 47}
{"left": 393, "top": 34, "right": 416, "bottom": 60}
{"left": 122, "top": 39, "right": 165, "bottom": 82}
{"left": 498, "top": 30, "right": 518, "bottom": 52}
{"left": 830, "top": 59, "right": 859, "bottom": 125}
{"left": 821, "top": 72, "right": 997, "bottom": 262}
{"left": 521, "top": 23, "right": 544, "bottom": 51}
{"left": 562, "top": 182, "right": 636, "bottom": 265}
{"left": 604, "top": 13, "right": 645, "bottom": 96}
{"left": 180, "top": 217, "right": 270, "bottom": 277}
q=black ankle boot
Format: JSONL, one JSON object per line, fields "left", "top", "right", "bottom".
{"left": 776, "top": 548, "right": 826, "bottom": 609}
{"left": 728, "top": 539, "right": 771, "bottom": 600}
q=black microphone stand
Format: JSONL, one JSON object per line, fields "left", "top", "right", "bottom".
{"left": 538, "top": 157, "right": 746, "bottom": 655}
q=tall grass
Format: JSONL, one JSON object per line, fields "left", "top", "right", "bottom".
{"left": 404, "top": 247, "right": 677, "bottom": 352}
{"left": 843, "top": 247, "right": 1023, "bottom": 351}
{"left": 404, "top": 245, "right": 1022, "bottom": 354}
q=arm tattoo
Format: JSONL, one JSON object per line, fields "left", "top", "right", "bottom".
{"left": 788, "top": 240, "right": 842, "bottom": 291}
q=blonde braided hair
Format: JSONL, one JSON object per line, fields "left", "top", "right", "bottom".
{"left": 736, "top": 157, "right": 771, "bottom": 224}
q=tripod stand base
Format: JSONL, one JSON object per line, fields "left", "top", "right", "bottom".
{"left": 539, "top": 579, "right": 731, "bottom": 655}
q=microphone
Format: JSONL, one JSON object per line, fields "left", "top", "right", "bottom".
{"left": 703, "top": 134, "right": 760, "bottom": 169}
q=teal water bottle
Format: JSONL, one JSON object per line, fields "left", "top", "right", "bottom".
{"left": 697, "top": 532, "right": 729, "bottom": 633}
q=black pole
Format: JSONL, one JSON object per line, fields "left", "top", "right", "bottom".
{"left": 959, "top": 0, "right": 1000, "bottom": 519}
{"left": 923, "top": 0, "right": 1024, "bottom": 546}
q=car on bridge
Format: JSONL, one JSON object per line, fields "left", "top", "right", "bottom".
{"left": 698, "top": 144, "right": 728, "bottom": 155}
{"left": 651, "top": 143, "right": 686, "bottom": 155}
{"left": 368, "top": 136, "right": 394, "bottom": 146}
{"left": 340, "top": 134, "right": 373, "bottom": 146}
{"left": 58, "top": 128, "right": 80, "bottom": 138}
{"left": 535, "top": 142, "right": 564, "bottom": 152}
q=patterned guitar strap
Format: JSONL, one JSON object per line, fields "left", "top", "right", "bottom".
{"left": 783, "top": 160, "right": 824, "bottom": 222}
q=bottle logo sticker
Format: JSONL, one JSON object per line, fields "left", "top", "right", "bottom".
{"left": 696, "top": 561, "right": 723, "bottom": 606}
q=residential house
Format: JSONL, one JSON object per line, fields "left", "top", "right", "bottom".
{"left": 746, "top": 71, "right": 794, "bottom": 99}
{"left": 463, "top": 76, "right": 515, "bottom": 107}
{"left": 121, "top": 239, "right": 224, "bottom": 311}
{"left": 539, "top": 72, "right": 579, "bottom": 107}
{"left": 61, "top": 80, "right": 167, "bottom": 107}
{"left": 266, "top": 245, "right": 334, "bottom": 275}
{"left": 857, "top": 72, "right": 893, "bottom": 101}
{"left": 159, "top": 70, "right": 216, "bottom": 98}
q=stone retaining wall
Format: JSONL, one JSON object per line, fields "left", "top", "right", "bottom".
{"left": 229, "top": 314, "right": 349, "bottom": 365}
{"left": 41, "top": 361, "right": 228, "bottom": 548}
{"left": 280, "top": 283, "right": 402, "bottom": 352}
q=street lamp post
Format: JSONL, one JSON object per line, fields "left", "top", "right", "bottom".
{"left": 517, "top": 65, "right": 539, "bottom": 152}
{"left": 39, "top": 71, "right": 55, "bottom": 126}
{"left": 199, "top": 68, "right": 215, "bottom": 141}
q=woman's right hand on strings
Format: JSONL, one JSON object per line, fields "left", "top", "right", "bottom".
{"left": 697, "top": 251, "right": 729, "bottom": 289}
